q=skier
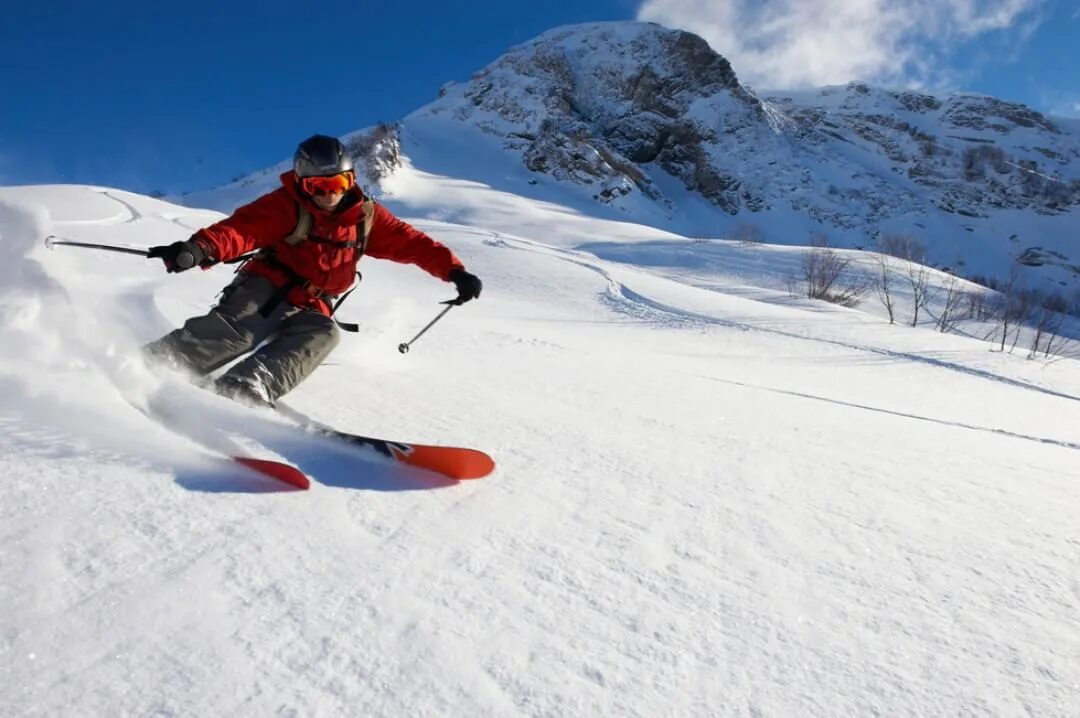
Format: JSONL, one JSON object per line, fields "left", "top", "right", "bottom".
{"left": 143, "top": 134, "right": 482, "bottom": 407}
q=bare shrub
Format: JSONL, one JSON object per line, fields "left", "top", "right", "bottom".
{"left": 936, "top": 275, "right": 966, "bottom": 332}
{"left": 1013, "top": 291, "right": 1077, "bottom": 359}
{"left": 994, "top": 263, "right": 1029, "bottom": 352}
{"left": 802, "top": 235, "right": 864, "bottom": 307}
{"left": 1028, "top": 303, "right": 1067, "bottom": 359}
{"left": 965, "top": 290, "right": 998, "bottom": 322}
{"left": 785, "top": 274, "right": 802, "bottom": 299}
{"left": 906, "top": 262, "right": 932, "bottom": 327}
{"left": 879, "top": 234, "right": 932, "bottom": 326}
{"left": 1009, "top": 291, "right": 1037, "bottom": 352}
{"left": 875, "top": 253, "right": 897, "bottom": 324}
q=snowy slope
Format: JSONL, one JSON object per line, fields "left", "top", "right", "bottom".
{"left": 2, "top": 170, "right": 1080, "bottom": 718}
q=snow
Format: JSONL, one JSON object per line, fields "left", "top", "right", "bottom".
{"left": 3, "top": 148, "right": 1080, "bottom": 714}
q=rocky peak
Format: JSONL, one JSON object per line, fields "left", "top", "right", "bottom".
{"left": 422, "top": 22, "right": 766, "bottom": 213}
{"left": 940, "top": 94, "right": 1059, "bottom": 134}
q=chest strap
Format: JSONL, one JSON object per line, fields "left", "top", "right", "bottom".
{"left": 250, "top": 199, "right": 375, "bottom": 331}
{"left": 284, "top": 199, "right": 375, "bottom": 247}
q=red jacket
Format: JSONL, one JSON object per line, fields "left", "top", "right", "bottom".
{"left": 193, "top": 171, "right": 465, "bottom": 314}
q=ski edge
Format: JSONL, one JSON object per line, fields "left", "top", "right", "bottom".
{"left": 275, "top": 402, "right": 495, "bottom": 481}
{"left": 233, "top": 456, "right": 311, "bottom": 490}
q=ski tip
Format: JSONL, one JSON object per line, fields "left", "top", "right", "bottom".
{"left": 392, "top": 446, "right": 495, "bottom": 480}
{"left": 233, "top": 457, "right": 311, "bottom": 490}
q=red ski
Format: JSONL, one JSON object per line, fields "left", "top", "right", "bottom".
{"left": 323, "top": 431, "right": 494, "bottom": 480}
{"left": 276, "top": 404, "right": 494, "bottom": 480}
{"left": 124, "top": 393, "right": 312, "bottom": 490}
{"left": 232, "top": 456, "right": 311, "bottom": 490}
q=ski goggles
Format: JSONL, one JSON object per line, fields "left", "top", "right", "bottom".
{"left": 300, "top": 171, "right": 355, "bottom": 196}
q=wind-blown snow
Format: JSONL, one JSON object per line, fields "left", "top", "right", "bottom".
{"left": 2, "top": 161, "right": 1079, "bottom": 714}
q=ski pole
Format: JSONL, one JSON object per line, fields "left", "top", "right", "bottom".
{"left": 398, "top": 304, "right": 454, "bottom": 354}
{"left": 44, "top": 235, "right": 149, "bottom": 258}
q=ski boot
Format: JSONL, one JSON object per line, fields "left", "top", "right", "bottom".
{"left": 213, "top": 376, "right": 275, "bottom": 410}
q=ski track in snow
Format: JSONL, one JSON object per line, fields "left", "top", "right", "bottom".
{"left": 98, "top": 190, "right": 143, "bottom": 224}
{"left": 165, "top": 215, "right": 201, "bottom": 231}
{"left": 692, "top": 373, "right": 1080, "bottom": 452}
{"left": 492, "top": 230, "right": 1080, "bottom": 406}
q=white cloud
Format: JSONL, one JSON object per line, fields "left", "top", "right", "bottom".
{"left": 636, "top": 0, "right": 1047, "bottom": 90}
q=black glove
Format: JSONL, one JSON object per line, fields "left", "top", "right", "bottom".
{"left": 147, "top": 238, "right": 211, "bottom": 273}
{"left": 444, "top": 268, "right": 482, "bottom": 306}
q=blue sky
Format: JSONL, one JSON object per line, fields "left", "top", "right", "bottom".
{"left": 2, "top": 0, "right": 1076, "bottom": 195}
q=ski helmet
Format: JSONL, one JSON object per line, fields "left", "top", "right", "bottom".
{"left": 294, "top": 134, "right": 353, "bottom": 178}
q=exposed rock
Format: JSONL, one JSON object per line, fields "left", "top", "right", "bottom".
{"left": 523, "top": 125, "right": 638, "bottom": 202}
{"left": 345, "top": 123, "right": 402, "bottom": 186}
{"left": 943, "top": 95, "right": 1059, "bottom": 134}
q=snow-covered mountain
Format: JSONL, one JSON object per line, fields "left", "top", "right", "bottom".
{"left": 187, "top": 21, "right": 1080, "bottom": 295}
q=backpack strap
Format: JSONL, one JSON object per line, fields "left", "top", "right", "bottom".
{"left": 249, "top": 198, "right": 377, "bottom": 331}
{"left": 358, "top": 198, "right": 375, "bottom": 246}
{"left": 325, "top": 200, "right": 376, "bottom": 332}
{"left": 280, "top": 197, "right": 373, "bottom": 249}
{"left": 283, "top": 204, "right": 313, "bottom": 246}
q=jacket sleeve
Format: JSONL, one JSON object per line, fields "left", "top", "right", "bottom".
{"left": 193, "top": 189, "right": 297, "bottom": 262}
{"left": 364, "top": 204, "right": 465, "bottom": 280}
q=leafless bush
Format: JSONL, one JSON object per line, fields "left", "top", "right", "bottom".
{"left": 802, "top": 235, "right": 864, "bottom": 307}
{"left": 1009, "top": 292, "right": 1037, "bottom": 353}
{"left": 875, "top": 253, "right": 897, "bottom": 324}
{"left": 936, "top": 276, "right": 966, "bottom": 332}
{"left": 906, "top": 262, "right": 933, "bottom": 327}
{"left": 965, "top": 290, "right": 998, "bottom": 322}
{"left": 1022, "top": 291, "right": 1079, "bottom": 360}
{"left": 878, "top": 234, "right": 932, "bottom": 326}
{"left": 994, "top": 263, "right": 1029, "bottom": 352}
{"left": 1028, "top": 303, "right": 1067, "bottom": 359}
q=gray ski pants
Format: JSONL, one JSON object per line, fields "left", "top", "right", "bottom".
{"left": 143, "top": 274, "right": 340, "bottom": 401}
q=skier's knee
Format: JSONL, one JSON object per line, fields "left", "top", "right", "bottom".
{"left": 323, "top": 322, "right": 341, "bottom": 352}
